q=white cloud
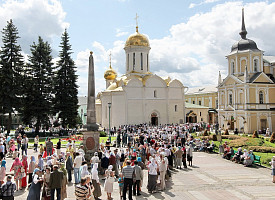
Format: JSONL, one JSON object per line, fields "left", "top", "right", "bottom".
{"left": 76, "top": 1, "right": 275, "bottom": 95}
{"left": 0, "top": 0, "right": 68, "bottom": 53}
{"left": 189, "top": 0, "right": 220, "bottom": 8}
{"left": 116, "top": 28, "right": 129, "bottom": 37}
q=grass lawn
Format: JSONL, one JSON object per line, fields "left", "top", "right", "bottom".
{"left": 210, "top": 139, "right": 274, "bottom": 168}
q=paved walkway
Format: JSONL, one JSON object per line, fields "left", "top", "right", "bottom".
{"left": 9, "top": 150, "right": 275, "bottom": 200}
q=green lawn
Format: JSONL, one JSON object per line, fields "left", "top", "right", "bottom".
{"left": 211, "top": 139, "right": 274, "bottom": 168}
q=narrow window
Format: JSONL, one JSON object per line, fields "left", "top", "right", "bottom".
{"left": 147, "top": 54, "right": 149, "bottom": 71}
{"left": 127, "top": 54, "right": 129, "bottom": 71}
{"left": 154, "top": 90, "right": 157, "bottom": 98}
{"left": 231, "top": 62, "right": 235, "bottom": 74}
{"left": 200, "top": 112, "right": 201, "bottom": 116}
{"left": 229, "top": 94, "right": 233, "bottom": 105}
{"left": 192, "top": 101, "right": 195, "bottom": 104}
{"left": 175, "top": 105, "right": 177, "bottom": 112}
{"left": 216, "top": 99, "right": 218, "bottom": 108}
{"left": 259, "top": 91, "right": 264, "bottom": 104}
{"left": 133, "top": 53, "right": 135, "bottom": 70}
{"left": 141, "top": 53, "right": 143, "bottom": 70}
{"left": 199, "top": 101, "right": 201, "bottom": 105}
{"left": 254, "top": 59, "right": 258, "bottom": 72}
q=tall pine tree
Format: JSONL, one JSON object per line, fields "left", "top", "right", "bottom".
{"left": 0, "top": 19, "right": 24, "bottom": 133}
{"left": 54, "top": 29, "right": 78, "bottom": 128}
{"left": 27, "top": 36, "right": 54, "bottom": 133}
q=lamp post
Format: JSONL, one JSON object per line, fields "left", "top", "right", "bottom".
{"left": 108, "top": 103, "right": 111, "bottom": 141}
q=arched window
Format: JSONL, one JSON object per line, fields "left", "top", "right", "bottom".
{"left": 141, "top": 53, "right": 143, "bottom": 70}
{"left": 133, "top": 53, "right": 135, "bottom": 70}
{"left": 229, "top": 94, "right": 233, "bottom": 105}
{"left": 154, "top": 90, "right": 157, "bottom": 98}
{"left": 259, "top": 91, "right": 264, "bottom": 104}
{"left": 175, "top": 105, "right": 177, "bottom": 112}
{"left": 231, "top": 62, "right": 235, "bottom": 74}
{"left": 254, "top": 59, "right": 258, "bottom": 72}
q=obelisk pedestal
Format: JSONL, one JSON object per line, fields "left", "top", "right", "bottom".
{"left": 83, "top": 51, "right": 100, "bottom": 161}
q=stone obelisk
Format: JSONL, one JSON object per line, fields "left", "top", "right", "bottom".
{"left": 83, "top": 51, "right": 100, "bottom": 161}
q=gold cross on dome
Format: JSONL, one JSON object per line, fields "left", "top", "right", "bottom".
{"left": 135, "top": 13, "right": 139, "bottom": 32}
{"left": 109, "top": 51, "right": 112, "bottom": 68}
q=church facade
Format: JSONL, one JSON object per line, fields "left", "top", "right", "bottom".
{"left": 96, "top": 26, "right": 186, "bottom": 128}
{"left": 218, "top": 9, "right": 275, "bottom": 133}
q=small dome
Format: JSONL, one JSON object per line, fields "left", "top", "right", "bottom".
{"left": 125, "top": 28, "right": 150, "bottom": 48}
{"left": 231, "top": 38, "right": 259, "bottom": 52}
{"left": 104, "top": 67, "right": 117, "bottom": 80}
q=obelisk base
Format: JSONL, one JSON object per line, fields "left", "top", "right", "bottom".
{"left": 82, "top": 131, "right": 100, "bottom": 161}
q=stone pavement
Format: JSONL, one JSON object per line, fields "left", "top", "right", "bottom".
{"left": 8, "top": 150, "right": 275, "bottom": 200}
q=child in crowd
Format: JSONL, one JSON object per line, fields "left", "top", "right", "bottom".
{"left": 118, "top": 172, "right": 124, "bottom": 199}
{"left": 12, "top": 148, "right": 19, "bottom": 160}
{"left": 39, "top": 144, "right": 44, "bottom": 154}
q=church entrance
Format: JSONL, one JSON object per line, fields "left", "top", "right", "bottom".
{"left": 151, "top": 113, "right": 158, "bottom": 126}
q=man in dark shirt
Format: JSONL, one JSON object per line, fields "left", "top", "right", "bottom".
{"left": 1, "top": 175, "right": 16, "bottom": 200}
{"left": 56, "top": 139, "right": 61, "bottom": 156}
{"left": 49, "top": 165, "right": 63, "bottom": 200}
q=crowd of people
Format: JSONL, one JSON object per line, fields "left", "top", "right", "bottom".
{"left": 0, "top": 122, "right": 273, "bottom": 199}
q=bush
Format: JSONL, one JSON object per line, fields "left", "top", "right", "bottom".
{"left": 213, "top": 134, "right": 217, "bottom": 141}
{"left": 229, "top": 137, "right": 264, "bottom": 148}
{"left": 270, "top": 132, "right": 275, "bottom": 143}
{"left": 252, "top": 130, "right": 259, "bottom": 138}
{"left": 248, "top": 146, "right": 275, "bottom": 153}
{"left": 203, "top": 130, "right": 208, "bottom": 136}
{"left": 100, "top": 131, "right": 107, "bottom": 137}
{"left": 224, "top": 129, "right": 229, "bottom": 135}
{"left": 221, "top": 135, "right": 241, "bottom": 140}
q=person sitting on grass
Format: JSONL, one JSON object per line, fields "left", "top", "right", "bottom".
{"left": 244, "top": 150, "right": 254, "bottom": 167}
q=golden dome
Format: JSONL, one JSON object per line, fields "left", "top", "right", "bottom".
{"left": 104, "top": 67, "right": 117, "bottom": 80}
{"left": 125, "top": 27, "right": 150, "bottom": 47}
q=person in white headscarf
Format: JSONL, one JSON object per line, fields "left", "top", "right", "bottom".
{"left": 104, "top": 165, "right": 115, "bottom": 200}
{"left": 147, "top": 157, "right": 158, "bottom": 193}
{"left": 91, "top": 163, "right": 102, "bottom": 200}
{"left": 80, "top": 164, "right": 90, "bottom": 178}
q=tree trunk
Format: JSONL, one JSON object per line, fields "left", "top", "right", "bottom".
{"left": 7, "top": 112, "right": 12, "bottom": 134}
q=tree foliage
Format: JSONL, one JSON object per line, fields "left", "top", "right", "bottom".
{"left": 54, "top": 30, "right": 78, "bottom": 128}
{"left": 0, "top": 19, "right": 24, "bottom": 133}
{"left": 25, "top": 36, "right": 54, "bottom": 133}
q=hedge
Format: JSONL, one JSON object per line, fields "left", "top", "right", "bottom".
{"left": 248, "top": 146, "right": 275, "bottom": 153}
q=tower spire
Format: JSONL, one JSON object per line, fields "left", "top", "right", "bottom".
{"left": 135, "top": 13, "right": 139, "bottom": 32}
{"left": 239, "top": 8, "right": 247, "bottom": 39}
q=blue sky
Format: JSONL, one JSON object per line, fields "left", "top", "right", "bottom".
{"left": 0, "top": 0, "right": 274, "bottom": 96}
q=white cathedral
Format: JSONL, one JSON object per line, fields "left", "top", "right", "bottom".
{"left": 95, "top": 26, "right": 186, "bottom": 128}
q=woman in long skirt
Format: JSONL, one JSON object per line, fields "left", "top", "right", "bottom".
{"left": 104, "top": 165, "right": 115, "bottom": 200}
{"left": 91, "top": 163, "right": 102, "bottom": 200}
{"left": 21, "top": 155, "right": 28, "bottom": 188}
{"left": 27, "top": 168, "right": 43, "bottom": 200}
{"left": 28, "top": 156, "right": 36, "bottom": 184}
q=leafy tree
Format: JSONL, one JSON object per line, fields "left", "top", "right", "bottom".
{"left": 54, "top": 30, "right": 78, "bottom": 128}
{"left": 0, "top": 19, "right": 24, "bottom": 133}
{"left": 26, "top": 36, "right": 54, "bottom": 133}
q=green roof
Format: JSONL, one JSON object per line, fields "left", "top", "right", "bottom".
{"left": 185, "top": 102, "right": 209, "bottom": 109}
